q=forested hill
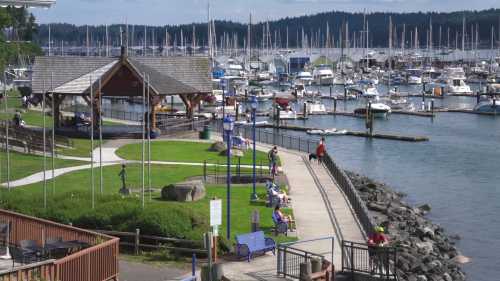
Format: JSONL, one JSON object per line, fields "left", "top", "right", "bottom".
{"left": 36, "top": 9, "right": 500, "bottom": 49}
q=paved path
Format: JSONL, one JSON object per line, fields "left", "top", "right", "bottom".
{"left": 221, "top": 144, "right": 365, "bottom": 280}
{"left": 1, "top": 138, "right": 272, "bottom": 187}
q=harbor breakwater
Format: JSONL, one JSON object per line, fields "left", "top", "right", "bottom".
{"left": 346, "top": 171, "right": 467, "bottom": 281}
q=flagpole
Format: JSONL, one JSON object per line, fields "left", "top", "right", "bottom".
{"left": 3, "top": 72, "right": 10, "bottom": 191}
{"left": 51, "top": 72, "right": 55, "bottom": 195}
{"left": 99, "top": 78, "right": 103, "bottom": 194}
{"left": 42, "top": 81, "right": 47, "bottom": 209}
{"left": 142, "top": 72, "right": 146, "bottom": 209}
{"left": 90, "top": 74, "right": 95, "bottom": 209}
{"left": 147, "top": 75, "right": 152, "bottom": 201}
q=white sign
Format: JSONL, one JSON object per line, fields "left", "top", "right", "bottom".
{"left": 210, "top": 199, "right": 222, "bottom": 227}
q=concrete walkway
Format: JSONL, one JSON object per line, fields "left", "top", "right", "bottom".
{"left": 221, "top": 144, "right": 365, "bottom": 280}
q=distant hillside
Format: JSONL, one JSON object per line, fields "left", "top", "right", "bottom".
{"left": 36, "top": 9, "right": 500, "bottom": 50}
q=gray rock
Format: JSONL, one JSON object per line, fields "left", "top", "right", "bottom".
{"left": 219, "top": 148, "right": 245, "bottom": 157}
{"left": 416, "top": 241, "right": 434, "bottom": 255}
{"left": 442, "top": 273, "right": 453, "bottom": 281}
{"left": 161, "top": 180, "right": 206, "bottom": 202}
{"left": 209, "top": 142, "right": 227, "bottom": 152}
{"left": 417, "top": 275, "right": 428, "bottom": 281}
{"left": 418, "top": 204, "right": 432, "bottom": 212}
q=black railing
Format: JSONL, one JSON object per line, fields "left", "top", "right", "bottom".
{"left": 322, "top": 153, "right": 375, "bottom": 235}
{"left": 342, "top": 240, "right": 398, "bottom": 280}
{"left": 158, "top": 118, "right": 210, "bottom": 135}
{"left": 211, "top": 120, "right": 320, "bottom": 154}
{"left": 101, "top": 108, "right": 142, "bottom": 122}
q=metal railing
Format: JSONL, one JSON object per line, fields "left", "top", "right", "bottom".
{"left": 211, "top": 120, "right": 320, "bottom": 154}
{"left": 322, "top": 153, "right": 375, "bottom": 235}
{"left": 102, "top": 108, "right": 143, "bottom": 122}
{"left": 342, "top": 240, "right": 398, "bottom": 280}
{"left": 277, "top": 237, "right": 334, "bottom": 279}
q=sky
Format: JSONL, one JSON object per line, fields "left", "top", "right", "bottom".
{"left": 31, "top": 0, "right": 500, "bottom": 26}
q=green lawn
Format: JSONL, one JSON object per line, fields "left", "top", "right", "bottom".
{"left": 116, "top": 141, "right": 279, "bottom": 166}
{"left": 0, "top": 164, "right": 294, "bottom": 245}
{"left": 0, "top": 150, "right": 85, "bottom": 182}
{"left": 58, "top": 138, "right": 102, "bottom": 158}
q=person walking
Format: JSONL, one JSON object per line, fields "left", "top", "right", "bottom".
{"left": 316, "top": 137, "right": 326, "bottom": 163}
{"left": 268, "top": 146, "right": 278, "bottom": 178}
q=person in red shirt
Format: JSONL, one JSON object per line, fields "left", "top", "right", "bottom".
{"left": 316, "top": 137, "right": 326, "bottom": 163}
{"left": 368, "top": 226, "right": 389, "bottom": 274}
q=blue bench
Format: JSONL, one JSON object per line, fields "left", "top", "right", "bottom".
{"left": 235, "top": 231, "right": 276, "bottom": 262}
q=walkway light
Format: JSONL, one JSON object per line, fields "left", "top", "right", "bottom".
{"left": 223, "top": 116, "right": 234, "bottom": 240}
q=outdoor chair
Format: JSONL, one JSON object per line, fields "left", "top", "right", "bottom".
{"left": 9, "top": 246, "right": 39, "bottom": 268}
{"left": 271, "top": 212, "right": 288, "bottom": 236}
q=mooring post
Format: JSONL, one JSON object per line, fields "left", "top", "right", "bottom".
{"left": 303, "top": 102, "right": 308, "bottom": 119}
{"left": 329, "top": 85, "right": 332, "bottom": 98}
{"left": 333, "top": 97, "right": 337, "bottom": 113}
{"left": 431, "top": 99, "right": 435, "bottom": 116}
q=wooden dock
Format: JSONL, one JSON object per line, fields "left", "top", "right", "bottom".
{"left": 258, "top": 124, "right": 429, "bottom": 142}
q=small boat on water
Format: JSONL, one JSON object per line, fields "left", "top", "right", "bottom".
{"left": 313, "top": 65, "right": 334, "bottom": 85}
{"left": 307, "top": 128, "right": 347, "bottom": 136}
{"left": 354, "top": 102, "right": 392, "bottom": 119}
{"left": 474, "top": 99, "right": 500, "bottom": 113}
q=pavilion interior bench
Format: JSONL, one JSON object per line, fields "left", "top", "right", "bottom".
{"left": 235, "top": 231, "right": 276, "bottom": 262}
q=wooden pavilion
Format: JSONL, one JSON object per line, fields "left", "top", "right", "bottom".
{"left": 31, "top": 50, "right": 212, "bottom": 131}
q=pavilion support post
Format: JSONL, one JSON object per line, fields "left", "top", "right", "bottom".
{"left": 52, "top": 94, "right": 64, "bottom": 129}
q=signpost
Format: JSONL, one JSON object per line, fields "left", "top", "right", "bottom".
{"left": 210, "top": 199, "right": 222, "bottom": 263}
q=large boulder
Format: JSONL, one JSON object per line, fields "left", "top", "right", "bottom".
{"left": 161, "top": 180, "right": 206, "bottom": 202}
{"left": 219, "top": 148, "right": 245, "bottom": 157}
{"left": 209, "top": 142, "right": 227, "bottom": 152}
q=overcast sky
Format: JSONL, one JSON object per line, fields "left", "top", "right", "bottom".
{"left": 32, "top": 0, "right": 500, "bottom": 26}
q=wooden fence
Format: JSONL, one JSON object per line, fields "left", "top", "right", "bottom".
{"left": 0, "top": 209, "right": 119, "bottom": 281}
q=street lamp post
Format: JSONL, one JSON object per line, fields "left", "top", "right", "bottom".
{"left": 250, "top": 95, "right": 258, "bottom": 201}
{"left": 223, "top": 116, "right": 234, "bottom": 240}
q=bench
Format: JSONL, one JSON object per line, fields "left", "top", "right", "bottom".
{"left": 235, "top": 231, "right": 276, "bottom": 262}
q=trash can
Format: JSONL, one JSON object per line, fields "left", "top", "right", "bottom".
{"left": 201, "top": 125, "right": 211, "bottom": 140}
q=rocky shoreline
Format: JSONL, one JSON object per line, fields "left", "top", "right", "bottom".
{"left": 346, "top": 171, "right": 467, "bottom": 281}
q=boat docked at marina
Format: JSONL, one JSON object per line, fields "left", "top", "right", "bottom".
{"left": 313, "top": 65, "right": 334, "bottom": 85}
{"left": 354, "top": 102, "right": 392, "bottom": 119}
{"left": 305, "top": 100, "right": 327, "bottom": 114}
{"left": 440, "top": 67, "right": 472, "bottom": 95}
{"left": 295, "top": 71, "right": 314, "bottom": 86}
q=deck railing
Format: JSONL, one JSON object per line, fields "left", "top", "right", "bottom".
{"left": 0, "top": 209, "right": 119, "bottom": 281}
{"left": 342, "top": 240, "right": 398, "bottom": 280}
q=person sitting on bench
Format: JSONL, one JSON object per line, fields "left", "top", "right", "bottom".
{"left": 267, "top": 181, "right": 289, "bottom": 205}
{"left": 273, "top": 206, "right": 295, "bottom": 231}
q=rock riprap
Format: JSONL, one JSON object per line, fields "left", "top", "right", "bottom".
{"left": 346, "top": 171, "right": 467, "bottom": 281}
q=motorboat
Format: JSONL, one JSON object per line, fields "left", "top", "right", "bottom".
{"left": 295, "top": 71, "right": 314, "bottom": 85}
{"left": 271, "top": 108, "right": 298, "bottom": 120}
{"left": 354, "top": 97, "right": 392, "bottom": 119}
{"left": 333, "top": 74, "right": 354, "bottom": 85}
{"left": 473, "top": 99, "right": 500, "bottom": 113}
{"left": 305, "top": 100, "right": 327, "bottom": 114}
{"left": 440, "top": 67, "right": 472, "bottom": 95}
{"left": 406, "top": 69, "right": 423, "bottom": 85}
{"left": 313, "top": 65, "right": 334, "bottom": 85}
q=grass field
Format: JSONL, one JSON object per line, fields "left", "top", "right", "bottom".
{"left": 0, "top": 150, "right": 85, "bottom": 182}
{"left": 0, "top": 163, "right": 294, "bottom": 244}
{"left": 116, "top": 140, "right": 279, "bottom": 166}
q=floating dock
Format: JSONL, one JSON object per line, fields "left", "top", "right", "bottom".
{"left": 258, "top": 124, "right": 429, "bottom": 142}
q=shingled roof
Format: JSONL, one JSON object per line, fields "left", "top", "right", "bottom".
{"left": 31, "top": 56, "right": 212, "bottom": 96}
